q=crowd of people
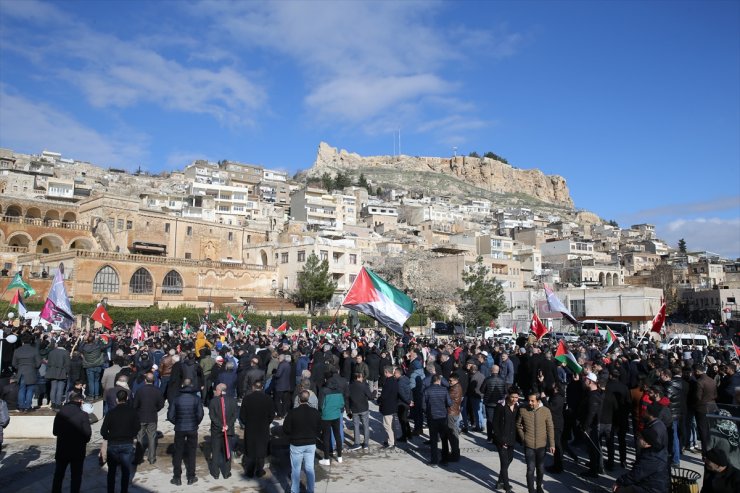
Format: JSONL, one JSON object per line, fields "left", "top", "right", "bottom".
{"left": 0, "top": 318, "right": 739, "bottom": 493}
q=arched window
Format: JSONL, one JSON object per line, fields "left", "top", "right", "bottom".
{"left": 162, "top": 270, "right": 183, "bottom": 295}
{"left": 129, "top": 268, "right": 153, "bottom": 294}
{"left": 93, "top": 266, "right": 119, "bottom": 293}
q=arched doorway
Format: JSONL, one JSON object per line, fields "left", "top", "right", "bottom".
{"left": 69, "top": 238, "right": 94, "bottom": 250}
{"left": 599, "top": 272, "right": 605, "bottom": 286}
{"left": 260, "top": 249, "right": 268, "bottom": 267}
{"left": 35, "top": 234, "right": 64, "bottom": 254}
{"left": 26, "top": 207, "right": 42, "bottom": 219}
{"left": 7, "top": 232, "right": 31, "bottom": 250}
{"left": 5, "top": 205, "right": 22, "bottom": 217}
{"left": 62, "top": 211, "right": 77, "bottom": 222}
{"left": 44, "top": 210, "right": 61, "bottom": 221}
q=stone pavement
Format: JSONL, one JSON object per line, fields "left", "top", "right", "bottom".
{"left": 0, "top": 402, "right": 705, "bottom": 493}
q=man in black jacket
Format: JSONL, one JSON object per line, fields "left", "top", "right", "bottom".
{"left": 379, "top": 366, "right": 398, "bottom": 448}
{"left": 101, "top": 389, "right": 141, "bottom": 493}
{"left": 52, "top": 392, "right": 91, "bottom": 493}
{"left": 348, "top": 372, "right": 373, "bottom": 450}
{"left": 606, "top": 369, "right": 631, "bottom": 470}
{"left": 133, "top": 372, "right": 164, "bottom": 465}
{"left": 284, "top": 390, "right": 322, "bottom": 493}
{"left": 580, "top": 372, "right": 604, "bottom": 478}
{"left": 167, "top": 378, "right": 204, "bottom": 485}
{"left": 240, "top": 380, "right": 274, "bottom": 478}
{"left": 661, "top": 367, "right": 685, "bottom": 467}
{"left": 482, "top": 365, "right": 507, "bottom": 442}
{"left": 493, "top": 387, "right": 520, "bottom": 493}
{"left": 208, "top": 383, "right": 237, "bottom": 479}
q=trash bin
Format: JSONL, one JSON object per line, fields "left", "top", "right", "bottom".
{"left": 671, "top": 467, "right": 701, "bottom": 493}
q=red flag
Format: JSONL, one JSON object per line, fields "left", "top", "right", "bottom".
{"left": 10, "top": 290, "right": 20, "bottom": 306}
{"left": 151, "top": 325, "right": 160, "bottom": 333}
{"left": 276, "top": 321, "right": 288, "bottom": 332}
{"left": 91, "top": 304, "right": 113, "bottom": 329}
{"left": 594, "top": 324, "right": 600, "bottom": 335}
{"left": 227, "top": 311, "right": 234, "bottom": 322}
{"left": 489, "top": 319, "right": 495, "bottom": 328}
{"left": 531, "top": 313, "right": 548, "bottom": 340}
{"left": 733, "top": 341, "right": 740, "bottom": 360}
{"left": 512, "top": 323, "right": 517, "bottom": 335}
{"left": 651, "top": 303, "right": 667, "bottom": 333}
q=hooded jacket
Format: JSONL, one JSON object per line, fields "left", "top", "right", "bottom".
{"left": 167, "top": 385, "right": 204, "bottom": 432}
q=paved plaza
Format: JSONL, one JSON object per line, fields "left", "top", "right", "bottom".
{"left": 0, "top": 401, "right": 705, "bottom": 493}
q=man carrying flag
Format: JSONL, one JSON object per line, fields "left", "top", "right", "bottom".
{"left": 11, "top": 290, "right": 27, "bottom": 319}
{"left": 8, "top": 272, "right": 36, "bottom": 298}
{"left": 531, "top": 312, "right": 548, "bottom": 340}
{"left": 341, "top": 267, "right": 414, "bottom": 336}
{"left": 91, "top": 303, "right": 113, "bottom": 330}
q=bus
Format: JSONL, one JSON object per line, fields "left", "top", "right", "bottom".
{"left": 579, "top": 320, "right": 632, "bottom": 343}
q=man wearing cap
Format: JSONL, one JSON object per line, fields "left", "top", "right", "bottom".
{"left": 613, "top": 402, "right": 669, "bottom": 493}
{"left": 704, "top": 448, "right": 740, "bottom": 492}
{"left": 579, "top": 372, "right": 604, "bottom": 478}
{"left": 133, "top": 372, "right": 165, "bottom": 465}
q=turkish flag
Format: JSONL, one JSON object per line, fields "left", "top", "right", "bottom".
{"left": 651, "top": 303, "right": 667, "bottom": 333}
{"left": 531, "top": 313, "right": 548, "bottom": 340}
{"left": 91, "top": 304, "right": 113, "bottom": 329}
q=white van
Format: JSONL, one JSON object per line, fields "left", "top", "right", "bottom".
{"left": 659, "top": 333, "right": 709, "bottom": 351}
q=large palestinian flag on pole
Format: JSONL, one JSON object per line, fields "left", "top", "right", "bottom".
{"left": 555, "top": 339, "right": 583, "bottom": 374}
{"left": 341, "top": 267, "right": 414, "bottom": 335}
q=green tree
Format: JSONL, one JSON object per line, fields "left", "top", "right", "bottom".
{"left": 334, "top": 171, "right": 352, "bottom": 190}
{"left": 483, "top": 151, "right": 509, "bottom": 164}
{"left": 607, "top": 219, "right": 619, "bottom": 227}
{"left": 678, "top": 238, "right": 687, "bottom": 253}
{"left": 321, "top": 172, "right": 334, "bottom": 192}
{"left": 295, "top": 253, "right": 337, "bottom": 315}
{"left": 468, "top": 151, "right": 480, "bottom": 158}
{"left": 457, "top": 256, "right": 509, "bottom": 328}
{"left": 375, "top": 186, "right": 383, "bottom": 196}
{"left": 357, "top": 173, "right": 368, "bottom": 189}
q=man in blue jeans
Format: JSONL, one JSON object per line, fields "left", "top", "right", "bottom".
{"left": 283, "top": 390, "right": 322, "bottom": 493}
{"left": 81, "top": 334, "right": 109, "bottom": 400}
{"left": 101, "top": 389, "right": 141, "bottom": 493}
{"left": 11, "top": 333, "right": 41, "bottom": 411}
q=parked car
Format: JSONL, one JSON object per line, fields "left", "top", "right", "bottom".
{"left": 551, "top": 332, "right": 580, "bottom": 343}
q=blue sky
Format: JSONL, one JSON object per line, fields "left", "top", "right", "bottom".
{"left": 1, "top": 0, "right": 738, "bottom": 257}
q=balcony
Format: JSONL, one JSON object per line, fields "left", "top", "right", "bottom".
{"left": 1, "top": 216, "right": 90, "bottom": 231}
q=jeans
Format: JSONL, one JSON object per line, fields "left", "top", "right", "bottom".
{"left": 137, "top": 422, "right": 158, "bottom": 464}
{"left": 173, "top": 431, "right": 198, "bottom": 479}
{"left": 322, "top": 419, "right": 342, "bottom": 458}
{"left": 52, "top": 455, "right": 84, "bottom": 493}
{"left": 525, "top": 447, "right": 546, "bottom": 492}
{"left": 50, "top": 379, "right": 67, "bottom": 407}
{"left": 107, "top": 442, "right": 135, "bottom": 493}
{"left": 497, "top": 444, "right": 514, "bottom": 489}
{"left": 86, "top": 366, "right": 103, "bottom": 398}
{"left": 352, "top": 411, "right": 370, "bottom": 447}
{"left": 290, "top": 444, "right": 316, "bottom": 493}
{"left": 671, "top": 419, "right": 681, "bottom": 465}
{"left": 18, "top": 374, "right": 35, "bottom": 410}
{"left": 485, "top": 406, "right": 496, "bottom": 440}
{"left": 469, "top": 396, "right": 485, "bottom": 429}
{"left": 428, "top": 417, "right": 449, "bottom": 463}
{"left": 329, "top": 415, "right": 345, "bottom": 450}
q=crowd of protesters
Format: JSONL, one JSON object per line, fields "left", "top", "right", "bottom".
{"left": 0, "top": 317, "right": 739, "bottom": 493}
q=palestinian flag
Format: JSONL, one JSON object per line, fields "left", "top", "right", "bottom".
{"left": 604, "top": 327, "right": 618, "bottom": 353}
{"left": 341, "top": 267, "right": 414, "bottom": 335}
{"left": 276, "top": 321, "right": 288, "bottom": 332}
{"left": 227, "top": 311, "right": 234, "bottom": 323}
{"left": 237, "top": 312, "right": 245, "bottom": 324}
{"left": 732, "top": 341, "right": 740, "bottom": 360}
{"left": 11, "top": 290, "right": 27, "bottom": 318}
{"left": 555, "top": 339, "right": 582, "bottom": 374}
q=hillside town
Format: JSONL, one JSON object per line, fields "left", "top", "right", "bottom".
{"left": 1, "top": 143, "right": 737, "bottom": 334}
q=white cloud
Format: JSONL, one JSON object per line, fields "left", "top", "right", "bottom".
{"left": 0, "top": 88, "right": 148, "bottom": 169}
{"left": 626, "top": 196, "right": 740, "bottom": 220}
{"left": 658, "top": 217, "right": 740, "bottom": 259}
{"left": 2, "top": 1, "right": 265, "bottom": 126}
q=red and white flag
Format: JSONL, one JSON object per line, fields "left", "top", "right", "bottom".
{"left": 276, "top": 321, "right": 288, "bottom": 332}
{"left": 91, "top": 303, "right": 113, "bottom": 330}
{"left": 531, "top": 313, "right": 548, "bottom": 340}
{"left": 651, "top": 303, "right": 667, "bottom": 333}
{"left": 132, "top": 319, "right": 144, "bottom": 340}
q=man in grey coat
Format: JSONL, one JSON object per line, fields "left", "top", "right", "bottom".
{"left": 46, "top": 344, "right": 70, "bottom": 411}
{"left": 12, "top": 333, "right": 41, "bottom": 412}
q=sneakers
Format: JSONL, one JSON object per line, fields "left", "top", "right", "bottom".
{"left": 187, "top": 477, "right": 198, "bottom": 485}
{"left": 170, "top": 478, "right": 181, "bottom": 486}
{"left": 319, "top": 459, "right": 331, "bottom": 466}
{"left": 337, "top": 457, "right": 343, "bottom": 464}
{"left": 349, "top": 445, "right": 362, "bottom": 451}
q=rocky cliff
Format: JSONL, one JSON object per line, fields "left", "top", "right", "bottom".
{"left": 309, "top": 142, "right": 574, "bottom": 208}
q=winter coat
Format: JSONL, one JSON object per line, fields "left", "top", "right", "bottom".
{"left": 239, "top": 390, "right": 274, "bottom": 458}
{"left": 694, "top": 373, "right": 718, "bottom": 413}
{"left": 53, "top": 402, "right": 92, "bottom": 459}
{"left": 547, "top": 393, "right": 565, "bottom": 432}
{"left": 194, "top": 331, "right": 212, "bottom": 358}
{"left": 516, "top": 403, "right": 555, "bottom": 449}
{"left": 80, "top": 339, "right": 108, "bottom": 368}
{"left": 167, "top": 385, "right": 204, "bottom": 432}
{"left": 482, "top": 374, "right": 507, "bottom": 407}
{"left": 366, "top": 352, "right": 381, "bottom": 381}
{"left": 397, "top": 375, "right": 412, "bottom": 405}
{"left": 208, "top": 393, "right": 238, "bottom": 436}
{"left": 493, "top": 402, "right": 518, "bottom": 447}
{"left": 133, "top": 383, "right": 164, "bottom": 423}
{"left": 45, "top": 347, "right": 70, "bottom": 381}
{"left": 379, "top": 376, "right": 399, "bottom": 415}
{"left": 11, "top": 344, "right": 41, "bottom": 385}
{"left": 615, "top": 446, "right": 669, "bottom": 493}
{"left": 273, "top": 360, "right": 292, "bottom": 392}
